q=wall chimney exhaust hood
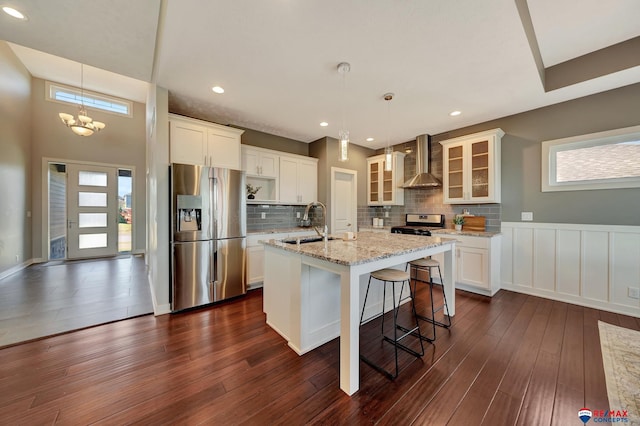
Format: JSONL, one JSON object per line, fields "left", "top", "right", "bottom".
{"left": 402, "top": 134, "right": 441, "bottom": 188}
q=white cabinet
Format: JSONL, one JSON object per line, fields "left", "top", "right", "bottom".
{"left": 246, "top": 230, "right": 316, "bottom": 288}
{"left": 279, "top": 156, "right": 318, "bottom": 204}
{"left": 241, "top": 146, "right": 318, "bottom": 204}
{"left": 432, "top": 233, "right": 501, "bottom": 296}
{"left": 367, "top": 152, "right": 405, "bottom": 206}
{"left": 242, "top": 147, "right": 279, "bottom": 178}
{"left": 440, "top": 128, "right": 504, "bottom": 204}
{"left": 169, "top": 114, "right": 244, "bottom": 169}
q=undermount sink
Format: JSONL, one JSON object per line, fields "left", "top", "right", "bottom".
{"left": 282, "top": 236, "right": 336, "bottom": 244}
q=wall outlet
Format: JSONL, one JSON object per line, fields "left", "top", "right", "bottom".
{"left": 296, "top": 212, "right": 300, "bottom": 218}
{"left": 15, "top": 255, "right": 19, "bottom": 263}
{"left": 628, "top": 287, "right": 640, "bottom": 299}
{"left": 261, "top": 212, "right": 266, "bottom": 219}
{"left": 385, "top": 212, "right": 389, "bottom": 218}
{"left": 521, "top": 212, "right": 533, "bottom": 221}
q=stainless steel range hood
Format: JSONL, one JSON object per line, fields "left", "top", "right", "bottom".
{"left": 402, "top": 134, "right": 441, "bottom": 188}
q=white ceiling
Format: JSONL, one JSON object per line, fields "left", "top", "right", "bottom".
{"left": 1, "top": 0, "right": 639, "bottom": 149}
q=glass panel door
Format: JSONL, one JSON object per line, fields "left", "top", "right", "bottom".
{"left": 66, "top": 164, "right": 118, "bottom": 259}
{"left": 471, "top": 140, "right": 489, "bottom": 198}
{"left": 447, "top": 145, "right": 464, "bottom": 199}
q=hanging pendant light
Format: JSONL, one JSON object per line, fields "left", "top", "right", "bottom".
{"left": 58, "top": 64, "right": 106, "bottom": 137}
{"left": 337, "top": 62, "right": 351, "bottom": 162}
{"left": 384, "top": 93, "right": 394, "bottom": 172}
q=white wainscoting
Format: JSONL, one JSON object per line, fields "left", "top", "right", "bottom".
{"left": 501, "top": 222, "right": 640, "bottom": 318}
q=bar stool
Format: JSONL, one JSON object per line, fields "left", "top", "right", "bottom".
{"left": 359, "top": 268, "right": 425, "bottom": 379}
{"left": 408, "top": 257, "right": 452, "bottom": 342}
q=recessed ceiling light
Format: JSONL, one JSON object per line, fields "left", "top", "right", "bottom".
{"left": 320, "top": 122, "right": 328, "bottom": 127}
{"left": 212, "top": 86, "right": 224, "bottom": 94}
{"left": 449, "top": 110, "right": 461, "bottom": 116}
{"left": 366, "top": 137, "right": 374, "bottom": 142}
{"left": 2, "top": 6, "right": 27, "bottom": 20}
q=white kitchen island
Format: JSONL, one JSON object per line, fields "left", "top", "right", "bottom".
{"left": 261, "top": 231, "right": 457, "bottom": 396}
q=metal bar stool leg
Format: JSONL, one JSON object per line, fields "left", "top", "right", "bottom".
{"left": 359, "top": 269, "right": 425, "bottom": 380}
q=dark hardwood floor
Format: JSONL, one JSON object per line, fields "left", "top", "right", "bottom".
{"left": 0, "top": 284, "right": 637, "bottom": 424}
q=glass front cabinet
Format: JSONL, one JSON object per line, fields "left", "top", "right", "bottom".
{"left": 367, "top": 152, "right": 405, "bottom": 206}
{"left": 440, "top": 128, "right": 504, "bottom": 204}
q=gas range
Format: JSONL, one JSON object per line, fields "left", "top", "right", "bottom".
{"left": 390, "top": 214, "right": 446, "bottom": 236}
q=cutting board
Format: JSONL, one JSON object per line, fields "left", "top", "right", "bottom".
{"left": 462, "top": 215, "right": 486, "bottom": 231}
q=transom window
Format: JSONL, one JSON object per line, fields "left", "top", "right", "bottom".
{"left": 46, "top": 81, "right": 132, "bottom": 117}
{"left": 542, "top": 125, "right": 640, "bottom": 192}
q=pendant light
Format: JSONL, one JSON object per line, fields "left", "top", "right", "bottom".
{"left": 384, "top": 93, "right": 394, "bottom": 172}
{"left": 58, "top": 64, "right": 106, "bottom": 137}
{"left": 337, "top": 62, "right": 351, "bottom": 162}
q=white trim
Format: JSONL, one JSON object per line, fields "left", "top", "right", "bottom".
{"left": 541, "top": 125, "right": 640, "bottom": 192}
{"left": 148, "top": 271, "right": 171, "bottom": 316}
{"left": 501, "top": 221, "right": 640, "bottom": 318}
{"left": 0, "top": 259, "right": 35, "bottom": 281}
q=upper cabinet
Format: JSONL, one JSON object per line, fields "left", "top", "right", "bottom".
{"left": 242, "top": 147, "right": 279, "bottom": 178}
{"left": 367, "top": 152, "right": 405, "bottom": 206}
{"left": 279, "top": 155, "right": 318, "bottom": 204}
{"left": 440, "top": 128, "right": 504, "bottom": 204}
{"left": 241, "top": 145, "right": 318, "bottom": 204}
{"left": 169, "top": 114, "right": 244, "bottom": 169}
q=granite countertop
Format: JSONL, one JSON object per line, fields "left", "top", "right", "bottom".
{"left": 261, "top": 231, "right": 457, "bottom": 266}
{"left": 431, "top": 229, "right": 501, "bottom": 238}
{"left": 248, "top": 227, "right": 317, "bottom": 236}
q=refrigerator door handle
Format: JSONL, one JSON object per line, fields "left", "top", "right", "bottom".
{"left": 211, "top": 175, "right": 218, "bottom": 240}
{"left": 211, "top": 239, "right": 217, "bottom": 301}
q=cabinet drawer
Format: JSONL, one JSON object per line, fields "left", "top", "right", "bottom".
{"left": 453, "top": 235, "right": 489, "bottom": 249}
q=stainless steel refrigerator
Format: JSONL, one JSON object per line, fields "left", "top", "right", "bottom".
{"left": 170, "top": 163, "right": 246, "bottom": 312}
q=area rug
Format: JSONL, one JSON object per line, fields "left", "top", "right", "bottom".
{"left": 598, "top": 320, "right": 640, "bottom": 423}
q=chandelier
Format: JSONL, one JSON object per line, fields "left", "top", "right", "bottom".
{"left": 58, "top": 64, "right": 106, "bottom": 136}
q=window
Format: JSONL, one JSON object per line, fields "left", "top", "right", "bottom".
{"left": 46, "top": 82, "right": 132, "bottom": 117}
{"left": 542, "top": 125, "right": 640, "bottom": 192}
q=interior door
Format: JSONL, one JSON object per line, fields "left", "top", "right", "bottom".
{"left": 331, "top": 168, "right": 357, "bottom": 234}
{"left": 66, "top": 164, "right": 118, "bottom": 259}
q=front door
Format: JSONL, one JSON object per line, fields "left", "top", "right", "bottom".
{"left": 66, "top": 164, "right": 118, "bottom": 259}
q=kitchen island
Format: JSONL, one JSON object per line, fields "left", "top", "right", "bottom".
{"left": 261, "top": 231, "right": 456, "bottom": 396}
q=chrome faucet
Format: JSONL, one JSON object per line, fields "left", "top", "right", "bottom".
{"left": 303, "top": 201, "right": 328, "bottom": 240}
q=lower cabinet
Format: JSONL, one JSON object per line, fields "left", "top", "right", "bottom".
{"left": 246, "top": 230, "right": 316, "bottom": 288}
{"left": 432, "top": 233, "right": 501, "bottom": 296}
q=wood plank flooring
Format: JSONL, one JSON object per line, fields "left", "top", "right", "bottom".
{"left": 0, "top": 285, "right": 637, "bottom": 425}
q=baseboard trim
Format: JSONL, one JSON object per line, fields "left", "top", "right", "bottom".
{"left": 501, "top": 282, "right": 640, "bottom": 318}
{"left": 0, "top": 258, "right": 36, "bottom": 280}
{"left": 147, "top": 271, "right": 171, "bottom": 316}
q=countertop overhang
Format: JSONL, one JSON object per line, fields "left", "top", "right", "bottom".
{"left": 261, "top": 231, "right": 457, "bottom": 266}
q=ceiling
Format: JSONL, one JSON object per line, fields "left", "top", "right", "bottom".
{"left": 1, "top": 0, "right": 639, "bottom": 149}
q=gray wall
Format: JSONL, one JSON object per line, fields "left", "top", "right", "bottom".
{"left": 239, "top": 127, "right": 309, "bottom": 156}
{"left": 0, "top": 43, "right": 32, "bottom": 274}
{"left": 30, "top": 77, "right": 148, "bottom": 259}
{"left": 432, "top": 82, "right": 640, "bottom": 226}
{"left": 310, "top": 137, "right": 375, "bottom": 229}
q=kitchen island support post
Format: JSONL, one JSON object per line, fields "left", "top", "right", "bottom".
{"left": 340, "top": 267, "right": 361, "bottom": 395}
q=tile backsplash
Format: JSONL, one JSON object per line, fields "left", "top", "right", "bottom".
{"left": 246, "top": 204, "right": 322, "bottom": 232}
